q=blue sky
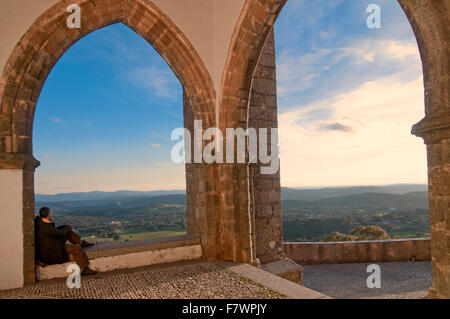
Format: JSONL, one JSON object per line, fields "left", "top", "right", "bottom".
{"left": 34, "top": 0, "right": 427, "bottom": 194}
{"left": 275, "top": 0, "right": 422, "bottom": 111}
{"left": 34, "top": 24, "right": 186, "bottom": 193}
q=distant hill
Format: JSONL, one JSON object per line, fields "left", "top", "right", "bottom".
{"left": 35, "top": 190, "right": 186, "bottom": 202}
{"left": 282, "top": 191, "right": 428, "bottom": 210}
{"left": 36, "top": 194, "right": 186, "bottom": 214}
{"left": 281, "top": 184, "right": 427, "bottom": 201}
{"left": 37, "top": 184, "right": 426, "bottom": 203}
{"left": 36, "top": 185, "right": 429, "bottom": 215}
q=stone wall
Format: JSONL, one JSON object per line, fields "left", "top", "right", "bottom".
{"left": 285, "top": 239, "right": 431, "bottom": 265}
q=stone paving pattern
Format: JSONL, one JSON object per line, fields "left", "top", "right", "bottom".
{"left": 0, "top": 260, "right": 432, "bottom": 299}
{"left": 302, "top": 261, "right": 431, "bottom": 299}
{"left": 0, "top": 260, "right": 285, "bottom": 299}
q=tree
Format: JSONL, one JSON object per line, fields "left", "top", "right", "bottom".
{"left": 323, "top": 226, "right": 390, "bottom": 242}
{"left": 350, "top": 225, "right": 390, "bottom": 240}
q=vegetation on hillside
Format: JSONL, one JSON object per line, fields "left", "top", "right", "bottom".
{"left": 322, "top": 226, "right": 390, "bottom": 242}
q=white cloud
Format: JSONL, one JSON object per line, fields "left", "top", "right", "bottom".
{"left": 148, "top": 142, "right": 161, "bottom": 148}
{"left": 128, "top": 67, "right": 179, "bottom": 99}
{"left": 278, "top": 74, "right": 427, "bottom": 187}
{"left": 340, "top": 39, "right": 420, "bottom": 64}
{"left": 276, "top": 39, "right": 422, "bottom": 108}
{"left": 51, "top": 117, "right": 63, "bottom": 123}
{"left": 277, "top": 48, "right": 342, "bottom": 98}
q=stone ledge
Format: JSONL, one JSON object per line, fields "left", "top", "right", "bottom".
{"left": 261, "top": 258, "right": 303, "bottom": 285}
{"left": 84, "top": 234, "right": 200, "bottom": 259}
{"left": 0, "top": 154, "right": 40, "bottom": 169}
{"left": 285, "top": 238, "right": 431, "bottom": 265}
{"left": 227, "top": 263, "right": 328, "bottom": 299}
{"left": 36, "top": 235, "right": 202, "bottom": 281}
{"left": 412, "top": 112, "right": 450, "bottom": 144}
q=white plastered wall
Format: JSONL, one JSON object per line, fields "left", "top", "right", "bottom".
{"left": 0, "top": 169, "right": 23, "bottom": 290}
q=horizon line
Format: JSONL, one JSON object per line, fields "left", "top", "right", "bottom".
{"left": 35, "top": 183, "right": 428, "bottom": 196}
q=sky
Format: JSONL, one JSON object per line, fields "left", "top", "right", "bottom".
{"left": 274, "top": 0, "right": 426, "bottom": 187}
{"left": 34, "top": 0, "right": 427, "bottom": 194}
{"left": 34, "top": 24, "right": 185, "bottom": 193}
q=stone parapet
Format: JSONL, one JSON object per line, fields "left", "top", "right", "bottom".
{"left": 285, "top": 239, "right": 431, "bottom": 265}
{"left": 84, "top": 234, "right": 200, "bottom": 259}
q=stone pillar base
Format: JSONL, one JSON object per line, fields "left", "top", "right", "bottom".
{"left": 260, "top": 258, "right": 303, "bottom": 285}
{"left": 249, "top": 258, "right": 261, "bottom": 269}
{"left": 427, "top": 288, "right": 448, "bottom": 299}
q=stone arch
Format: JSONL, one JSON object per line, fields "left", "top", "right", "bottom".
{"left": 0, "top": 0, "right": 216, "bottom": 157}
{"left": 220, "top": 0, "right": 286, "bottom": 131}
{"left": 0, "top": 0, "right": 216, "bottom": 285}
{"left": 222, "top": 0, "right": 449, "bottom": 298}
{"left": 221, "top": 0, "right": 448, "bottom": 129}
{"left": 398, "top": 0, "right": 449, "bottom": 119}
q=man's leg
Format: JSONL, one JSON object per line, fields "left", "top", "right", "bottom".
{"left": 66, "top": 229, "right": 94, "bottom": 248}
{"left": 66, "top": 229, "right": 83, "bottom": 245}
{"left": 65, "top": 244, "right": 89, "bottom": 271}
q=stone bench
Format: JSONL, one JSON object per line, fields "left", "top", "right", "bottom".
{"left": 36, "top": 234, "right": 202, "bottom": 281}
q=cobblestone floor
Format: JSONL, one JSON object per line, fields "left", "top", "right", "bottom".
{"left": 0, "top": 260, "right": 285, "bottom": 299}
{"left": 302, "top": 261, "right": 431, "bottom": 299}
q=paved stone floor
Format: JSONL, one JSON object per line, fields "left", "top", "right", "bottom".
{"left": 302, "top": 261, "right": 431, "bottom": 299}
{"left": 0, "top": 260, "right": 432, "bottom": 299}
{"left": 0, "top": 260, "right": 285, "bottom": 299}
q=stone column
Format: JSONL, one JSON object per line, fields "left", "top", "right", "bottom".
{"left": 412, "top": 116, "right": 450, "bottom": 299}
{"left": 183, "top": 90, "right": 197, "bottom": 236}
{"left": 248, "top": 30, "right": 285, "bottom": 263}
{"left": 183, "top": 90, "right": 223, "bottom": 260}
{"left": 185, "top": 85, "right": 257, "bottom": 263}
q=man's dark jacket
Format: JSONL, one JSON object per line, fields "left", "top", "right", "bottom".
{"left": 35, "top": 216, "right": 71, "bottom": 265}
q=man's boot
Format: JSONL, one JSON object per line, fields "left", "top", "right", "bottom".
{"left": 81, "top": 267, "right": 97, "bottom": 276}
{"left": 81, "top": 240, "right": 95, "bottom": 248}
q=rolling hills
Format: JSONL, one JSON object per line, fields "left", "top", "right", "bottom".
{"left": 36, "top": 184, "right": 430, "bottom": 242}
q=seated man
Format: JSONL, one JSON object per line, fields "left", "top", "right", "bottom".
{"left": 35, "top": 207, "right": 96, "bottom": 276}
